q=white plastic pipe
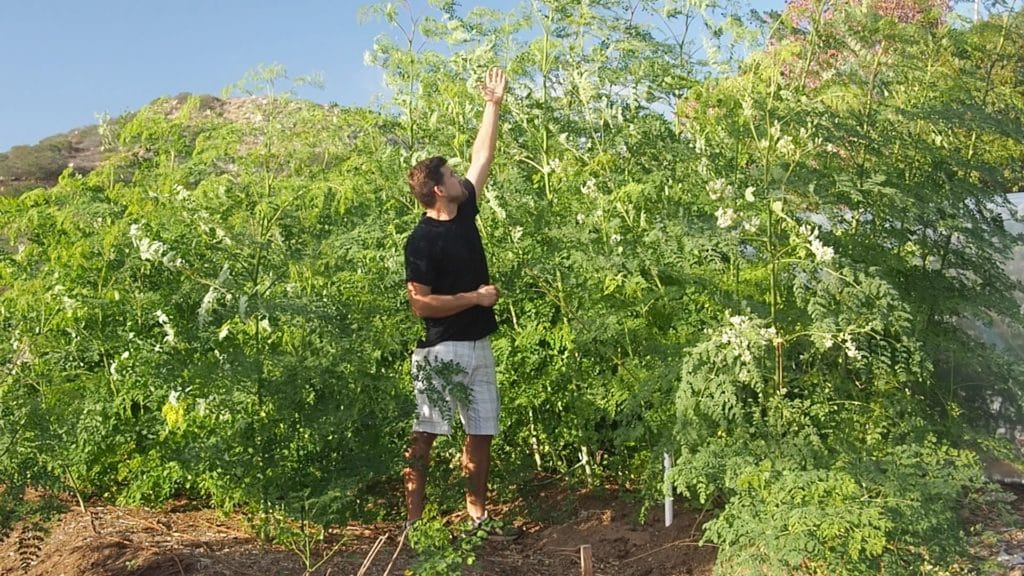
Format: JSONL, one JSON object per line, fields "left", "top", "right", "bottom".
{"left": 664, "top": 451, "right": 674, "bottom": 527}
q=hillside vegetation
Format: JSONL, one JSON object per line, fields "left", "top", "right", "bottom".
{"left": 3, "top": 1, "right": 1024, "bottom": 574}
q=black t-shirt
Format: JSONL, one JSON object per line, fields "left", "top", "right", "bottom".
{"left": 404, "top": 179, "right": 498, "bottom": 348}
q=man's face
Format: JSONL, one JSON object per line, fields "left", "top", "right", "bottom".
{"left": 437, "top": 165, "right": 467, "bottom": 204}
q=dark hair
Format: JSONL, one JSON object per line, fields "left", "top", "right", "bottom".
{"left": 407, "top": 156, "right": 447, "bottom": 208}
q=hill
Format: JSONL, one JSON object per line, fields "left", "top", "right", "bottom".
{"left": 0, "top": 93, "right": 271, "bottom": 197}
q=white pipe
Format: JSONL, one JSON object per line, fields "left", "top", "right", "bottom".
{"left": 664, "top": 451, "right": 674, "bottom": 527}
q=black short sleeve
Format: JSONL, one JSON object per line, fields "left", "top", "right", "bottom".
{"left": 461, "top": 179, "right": 479, "bottom": 219}
{"left": 403, "top": 176, "right": 497, "bottom": 347}
{"left": 405, "top": 231, "right": 436, "bottom": 287}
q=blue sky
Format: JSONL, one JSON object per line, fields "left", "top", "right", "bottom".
{"left": 1, "top": 0, "right": 783, "bottom": 152}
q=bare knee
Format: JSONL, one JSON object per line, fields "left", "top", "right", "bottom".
{"left": 462, "top": 434, "right": 493, "bottom": 470}
{"left": 406, "top": 432, "right": 437, "bottom": 470}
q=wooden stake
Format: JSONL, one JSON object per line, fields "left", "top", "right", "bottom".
{"left": 580, "top": 544, "right": 593, "bottom": 576}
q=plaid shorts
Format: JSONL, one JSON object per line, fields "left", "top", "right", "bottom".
{"left": 411, "top": 338, "right": 500, "bottom": 436}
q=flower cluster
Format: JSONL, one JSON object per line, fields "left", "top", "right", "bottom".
{"left": 719, "top": 315, "right": 782, "bottom": 362}
{"left": 716, "top": 207, "right": 737, "bottom": 228}
{"left": 155, "top": 309, "right": 175, "bottom": 345}
{"left": 109, "top": 350, "right": 130, "bottom": 380}
{"left": 801, "top": 224, "right": 834, "bottom": 262}
{"left": 821, "top": 332, "right": 864, "bottom": 360}
{"left": 708, "top": 178, "right": 733, "bottom": 201}
{"left": 129, "top": 223, "right": 182, "bottom": 268}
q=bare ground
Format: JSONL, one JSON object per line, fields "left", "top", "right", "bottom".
{"left": 0, "top": 487, "right": 716, "bottom": 576}
{"left": 8, "top": 482, "right": 1024, "bottom": 575}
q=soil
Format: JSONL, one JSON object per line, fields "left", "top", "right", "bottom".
{"left": 0, "top": 486, "right": 716, "bottom": 576}
{"left": 7, "top": 482, "right": 1024, "bottom": 576}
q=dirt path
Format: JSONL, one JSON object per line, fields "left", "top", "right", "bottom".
{"left": 1, "top": 490, "right": 716, "bottom": 576}
{"left": 9, "top": 482, "right": 1024, "bottom": 575}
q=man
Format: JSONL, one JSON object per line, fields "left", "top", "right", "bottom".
{"left": 402, "top": 67, "right": 520, "bottom": 540}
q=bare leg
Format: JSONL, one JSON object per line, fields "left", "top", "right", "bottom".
{"left": 404, "top": 431, "right": 436, "bottom": 522}
{"left": 463, "top": 434, "right": 493, "bottom": 521}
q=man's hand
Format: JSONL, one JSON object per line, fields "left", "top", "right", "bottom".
{"left": 475, "top": 284, "right": 500, "bottom": 308}
{"left": 480, "top": 67, "right": 506, "bottom": 105}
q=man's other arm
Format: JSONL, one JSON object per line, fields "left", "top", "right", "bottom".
{"left": 407, "top": 282, "right": 499, "bottom": 318}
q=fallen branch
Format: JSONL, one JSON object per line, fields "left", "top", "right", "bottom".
{"left": 382, "top": 527, "right": 407, "bottom": 576}
{"left": 356, "top": 534, "right": 387, "bottom": 576}
{"left": 621, "top": 540, "right": 709, "bottom": 564}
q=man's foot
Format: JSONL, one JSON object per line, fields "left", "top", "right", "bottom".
{"left": 468, "top": 514, "right": 523, "bottom": 542}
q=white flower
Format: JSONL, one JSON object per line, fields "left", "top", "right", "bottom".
{"left": 610, "top": 234, "right": 622, "bottom": 244}
{"left": 742, "top": 217, "right": 762, "bottom": 233}
{"left": 822, "top": 334, "right": 835, "bottom": 349}
{"left": 110, "top": 360, "right": 119, "bottom": 380}
{"left": 744, "top": 187, "right": 756, "bottom": 203}
{"left": 138, "top": 237, "right": 166, "bottom": 261}
{"left": 761, "top": 326, "right": 781, "bottom": 344}
{"left": 155, "top": 310, "right": 175, "bottom": 344}
{"left": 168, "top": 389, "right": 181, "bottom": 406}
{"left": 776, "top": 135, "right": 796, "bottom": 157}
{"left": 844, "top": 337, "right": 862, "bottom": 360}
{"left": 696, "top": 157, "right": 711, "bottom": 177}
{"left": 708, "top": 178, "right": 731, "bottom": 201}
{"left": 809, "top": 237, "right": 834, "bottom": 262}
{"left": 741, "top": 99, "right": 754, "bottom": 119}
{"left": 581, "top": 179, "right": 597, "bottom": 195}
{"left": 199, "top": 287, "right": 218, "bottom": 324}
{"left": 218, "top": 324, "right": 230, "bottom": 340}
{"left": 802, "top": 225, "right": 834, "bottom": 262}
{"left": 161, "top": 251, "right": 182, "bottom": 269}
{"left": 716, "top": 207, "right": 736, "bottom": 228}
{"left": 259, "top": 318, "right": 272, "bottom": 333}
{"left": 543, "top": 158, "right": 562, "bottom": 174}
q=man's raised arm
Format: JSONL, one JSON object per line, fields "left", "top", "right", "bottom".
{"left": 465, "top": 67, "right": 506, "bottom": 195}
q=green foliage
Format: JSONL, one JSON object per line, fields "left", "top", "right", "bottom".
{"left": 665, "top": 2, "right": 1024, "bottom": 573}
{"left": 249, "top": 501, "right": 348, "bottom": 575}
{"left": 0, "top": 78, "right": 417, "bottom": 533}
{"left": 2, "top": 3, "right": 1023, "bottom": 575}
{"left": 406, "top": 508, "right": 485, "bottom": 576}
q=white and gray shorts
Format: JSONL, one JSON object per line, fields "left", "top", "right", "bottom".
{"left": 411, "top": 338, "right": 499, "bottom": 436}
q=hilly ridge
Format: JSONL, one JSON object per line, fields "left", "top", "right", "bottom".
{"left": 0, "top": 92, "right": 299, "bottom": 197}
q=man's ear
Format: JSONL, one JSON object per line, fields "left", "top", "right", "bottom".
{"left": 433, "top": 184, "right": 444, "bottom": 199}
